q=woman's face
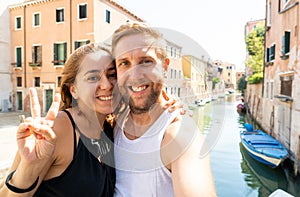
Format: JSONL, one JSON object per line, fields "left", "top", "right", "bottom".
{"left": 72, "top": 50, "right": 117, "bottom": 115}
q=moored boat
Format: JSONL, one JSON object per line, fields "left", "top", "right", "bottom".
{"left": 240, "top": 123, "right": 289, "bottom": 168}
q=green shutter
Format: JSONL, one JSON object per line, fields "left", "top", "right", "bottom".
{"left": 54, "top": 43, "right": 58, "bottom": 64}
{"left": 285, "top": 31, "right": 290, "bottom": 53}
{"left": 16, "top": 48, "right": 22, "bottom": 67}
{"left": 282, "top": 35, "right": 285, "bottom": 54}
{"left": 64, "top": 42, "right": 67, "bottom": 63}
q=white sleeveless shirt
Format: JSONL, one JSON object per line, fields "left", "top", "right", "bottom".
{"left": 114, "top": 109, "right": 180, "bottom": 197}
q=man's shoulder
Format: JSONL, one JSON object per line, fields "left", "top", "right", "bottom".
{"left": 165, "top": 114, "right": 199, "bottom": 139}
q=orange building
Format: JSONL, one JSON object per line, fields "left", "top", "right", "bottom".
{"left": 9, "top": 0, "right": 142, "bottom": 113}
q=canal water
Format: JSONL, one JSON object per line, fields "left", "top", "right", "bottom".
{"left": 190, "top": 94, "right": 300, "bottom": 197}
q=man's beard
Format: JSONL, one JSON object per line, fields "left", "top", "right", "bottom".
{"left": 129, "top": 84, "right": 161, "bottom": 114}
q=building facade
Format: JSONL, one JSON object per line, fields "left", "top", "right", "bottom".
{"left": 263, "top": 0, "right": 300, "bottom": 174}
{"left": 9, "top": 0, "right": 142, "bottom": 113}
{"left": 0, "top": 7, "right": 13, "bottom": 112}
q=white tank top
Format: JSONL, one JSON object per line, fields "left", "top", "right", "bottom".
{"left": 114, "top": 109, "right": 180, "bottom": 197}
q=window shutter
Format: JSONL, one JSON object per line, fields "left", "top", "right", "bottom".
{"left": 54, "top": 44, "right": 58, "bottom": 62}
{"left": 64, "top": 42, "right": 67, "bottom": 62}
{"left": 285, "top": 31, "right": 290, "bottom": 53}
{"left": 75, "top": 41, "right": 80, "bottom": 50}
{"left": 282, "top": 35, "right": 285, "bottom": 54}
{"left": 17, "top": 48, "right": 22, "bottom": 67}
{"left": 37, "top": 46, "right": 42, "bottom": 63}
{"left": 32, "top": 46, "right": 35, "bottom": 63}
{"left": 281, "top": 80, "right": 292, "bottom": 96}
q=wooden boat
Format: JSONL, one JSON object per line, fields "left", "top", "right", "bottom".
{"left": 240, "top": 123, "right": 288, "bottom": 168}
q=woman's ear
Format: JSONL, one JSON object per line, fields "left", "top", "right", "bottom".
{"left": 70, "top": 84, "right": 78, "bottom": 99}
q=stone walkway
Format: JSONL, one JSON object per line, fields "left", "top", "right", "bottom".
{"left": 0, "top": 111, "right": 30, "bottom": 182}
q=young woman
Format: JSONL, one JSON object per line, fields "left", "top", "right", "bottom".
{"left": 0, "top": 43, "right": 116, "bottom": 197}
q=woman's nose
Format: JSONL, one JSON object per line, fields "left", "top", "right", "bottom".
{"left": 99, "top": 75, "right": 113, "bottom": 90}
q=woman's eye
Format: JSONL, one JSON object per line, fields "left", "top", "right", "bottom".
{"left": 86, "top": 75, "right": 100, "bottom": 82}
{"left": 118, "top": 61, "right": 129, "bottom": 67}
{"left": 108, "top": 72, "right": 117, "bottom": 79}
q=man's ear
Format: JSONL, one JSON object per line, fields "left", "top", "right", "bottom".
{"left": 70, "top": 84, "right": 78, "bottom": 99}
{"left": 164, "top": 58, "right": 170, "bottom": 71}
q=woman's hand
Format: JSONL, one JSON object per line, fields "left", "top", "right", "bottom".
{"left": 16, "top": 88, "right": 61, "bottom": 164}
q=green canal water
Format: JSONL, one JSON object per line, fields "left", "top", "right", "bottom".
{"left": 190, "top": 94, "right": 300, "bottom": 197}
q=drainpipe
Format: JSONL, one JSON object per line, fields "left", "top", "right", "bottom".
{"left": 70, "top": 0, "right": 72, "bottom": 54}
{"left": 293, "top": 3, "right": 299, "bottom": 177}
{"left": 23, "top": 4, "right": 27, "bottom": 88}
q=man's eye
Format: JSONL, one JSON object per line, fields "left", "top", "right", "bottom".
{"left": 140, "top": 59, "right": 153, "bottom": 66}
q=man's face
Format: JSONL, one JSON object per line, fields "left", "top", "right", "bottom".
{"left": 114, "top": 34, "right": 165, "bottom": 114}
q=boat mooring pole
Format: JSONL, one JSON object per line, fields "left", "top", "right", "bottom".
{"left": 294, "top": 135, "right": 300, "bottom": 176}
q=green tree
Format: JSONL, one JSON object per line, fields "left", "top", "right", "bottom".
{"left": 245, "top": 25, "right": 265, "bottom": 84}
{"left": 237, "top": 75, "right": 247, "bottom": 95}
{"left": 212, "top": 77, "right": 220, "bottom": 90}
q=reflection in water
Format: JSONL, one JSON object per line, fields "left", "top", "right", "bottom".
{"left": 240, "top": 142, "right": 288, "bottom": 196}
{"left": 197, "top": 94, "right": 300, "bottom": 197}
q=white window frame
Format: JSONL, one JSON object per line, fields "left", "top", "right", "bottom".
{"left": 78, "top": 3, "right": 88, "bottom": 21}
{"left": 15, "top": 46, "right": 23, "bottom": 67}
{"left": 15, "top": 16, "right": 22, "bottom": 30}
{"left": 56, "top": 7, "right": 65, "bottom": 23}
{"left": 33, "top": 12, "right": 41, "bottom": 28}
{"left": 267, "top": 1, "right": 271, "bottom": 27}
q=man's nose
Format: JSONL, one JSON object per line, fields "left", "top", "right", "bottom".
{"left": 128, "top": 65, "right": 143, "bottom": 79}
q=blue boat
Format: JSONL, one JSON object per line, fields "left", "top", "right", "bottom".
{"left": 240, "top": 123, "right": 289, "bottom": 168}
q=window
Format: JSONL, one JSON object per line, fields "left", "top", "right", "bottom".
{"left": 282, "top": 31, "right": 290, "bottom": 55}
{"left": 53, "top": 43, "right": 67, "bottom": 65}
{"left": 106, "top": 10, "right": 110, "bottom": 23}
{"left": 270, "top": 82, "right": 274, "bottom": 99}
{"left": 33, "top": 13, "right": 40, "bottom": 27}
{"left": 57, "top": 76, "right": 62, "bottom": 87}
{"left": 74, "top": 40, "right": 90, "bottom": 50}
{"left": 266, "top": 82, "right": 269, "bottom": 98}
{"left": 267, "top": 44, "right": 276, "bottom": 62}
{"left": 228, "top": 72, "right": 231, "bottom": 76}
{"left": 31, "top": 45, "right": 42, "bottom": 66}
{"left": 16, "top": 47, "right": 22, "bottom": 67}
{"left": 34, "top": 77, "right": 40, "bottom": 87}
{"left": 17, "top": 77, "right": 22, "bottom": 87}
{"left": 280, "top": 75, "right": 293, "bottom": 97}
{"left": 267, "top": 2, "right": 271, "bottom": 27}
{"left": 56, "top": 8, "right": 64, "bottom": 22}
{"left": 78, "top": 4, "right": 87, "bottom": 19}
{"left": 15, "top": 16, "right": 21, "bottom": 30}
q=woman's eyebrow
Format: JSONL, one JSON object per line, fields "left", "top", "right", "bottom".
{"left": 83, "top": 69, "right": 102, "bottom": 76}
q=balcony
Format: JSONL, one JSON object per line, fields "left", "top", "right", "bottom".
{"left": 11, "top": 62, "right": 22, "bottom": 71}
{"left": 28, "top": 62, "right": 42, "bottom": 67}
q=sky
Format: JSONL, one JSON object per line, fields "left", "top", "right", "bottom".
{"left": 2, "top": 0, "right": 266, "bottom": 69}
{"left": 115, "top": 0, "right": 266, "bottom": 69}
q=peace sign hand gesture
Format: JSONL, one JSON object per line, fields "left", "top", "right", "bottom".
{"left": 16, "top": 88, "right": 61, "bottom": 164}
